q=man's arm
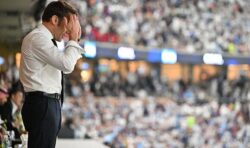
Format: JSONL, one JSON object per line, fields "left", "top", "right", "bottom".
{"left": 31, "top": 33, "right": 84, "bottom": 73}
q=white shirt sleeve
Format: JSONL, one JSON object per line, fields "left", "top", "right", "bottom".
{"left": 31, "top": 33, "right": 84, "bottom": 73}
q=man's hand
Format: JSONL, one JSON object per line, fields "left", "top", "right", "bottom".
{"left": 78, "top": 24, "right": 81, "bottom": 41}
{"left": 66, "top": 14, "right": 81, "bottom": 42}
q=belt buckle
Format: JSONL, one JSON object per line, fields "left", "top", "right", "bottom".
{"left": 55, "top": 93, "right": 60, "bottom": 100}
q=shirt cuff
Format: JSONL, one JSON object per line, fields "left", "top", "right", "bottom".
{"left": 66, "top": 40, "right": 85, "bottom": 54}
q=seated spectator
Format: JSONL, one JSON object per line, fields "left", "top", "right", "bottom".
{"left": 0, "top": 82, "right": 24, "bottom": 140}
{"left": 0, "top": 85, "right": 8, "bottom": 105}
{"left": 58, "top": 117, "right": 75, "bottom": 139}
{"left": 0, "top": 85, "right": 8, "bottom": 144}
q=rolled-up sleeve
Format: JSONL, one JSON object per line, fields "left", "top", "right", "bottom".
{"left": 31, "top": 33, "right": 85, "bottom": 73}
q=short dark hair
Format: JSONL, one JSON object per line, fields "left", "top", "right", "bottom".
{"left": 42, "top": 0, "right": 77, "bottom": 23}
{"left": 9, "top": 81, "right": 23, "bottom": 95}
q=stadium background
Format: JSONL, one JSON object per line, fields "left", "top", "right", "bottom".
{"left": 0, "top": 0, "right": 250, "bottom": 147}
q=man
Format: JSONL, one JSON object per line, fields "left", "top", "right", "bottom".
{"left": 1, "top": 82, "right": 24, "bottom": 134}
{"left": 20, "top": 1, "right": 84, "bottom": 148}
{"left": 0, "top": 85, "right": 8, "bottom": 105}
{"left": 0, "top": 85, "right": 9, "bottom": 143}
{"left": 0, "top": 82, "right": 24, "bottom": 146}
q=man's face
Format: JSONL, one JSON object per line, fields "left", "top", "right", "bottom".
{"left": 0, "top": 92, "right": 8, "bottom": 105}
{"left": 12, "top": 91, "right": 23, "bottom": 107}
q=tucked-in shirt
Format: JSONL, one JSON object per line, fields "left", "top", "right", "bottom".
{"left": 20, "top": 24, "right": 84, "bottom": 94}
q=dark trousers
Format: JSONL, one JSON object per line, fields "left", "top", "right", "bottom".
{"left": 22, "top": 92, "right": 61, "bottom": 148}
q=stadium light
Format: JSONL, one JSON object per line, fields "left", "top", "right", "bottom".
{"left": 0, "top": 56, "right": 4, "bottom": 65}
{"left": 203, "top": 53, "right": 224, "bottom": 65}
{"left": 117, "top": 47, "right": 136, "bottom": 60}
{"left": 226, "top": 59, "right": 238, "bottom": 65}
{"left": 80, "top": 62, "right": 89, "bottom": 70}
{"left": 84, "top": 41, "right": 97, "bottom": 58}
{"left": 147, "top": 49, "right": 161, "bottom": 63}
{"left": 161, "top": 49, "right": 177, "bottom": 64}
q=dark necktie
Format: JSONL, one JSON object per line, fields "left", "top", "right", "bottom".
{"left": 51, "top": 39, "right": 64, "bottom": 106}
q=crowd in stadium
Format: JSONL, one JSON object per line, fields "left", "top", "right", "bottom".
{"left": 1, "top": 0, "right": 250, "bottom": 147}
{"left": 61, "top": 69, "right": 250, "bottom": 147}
{"left": 60, "top": 96, "right": 250, "bottom": 147}
{"left": 69, "top": 0, "right": 250, "bottom": 55}
{"left": 50, "top": 65, "right": 250, "bottom": 147}
{"left": 1, "top": 65, "right": 250, "bottom": 147}
{"left": 66, "top": 69, "right": 250, "bottom": 103}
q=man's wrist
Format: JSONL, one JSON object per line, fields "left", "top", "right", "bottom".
{"left": 66, "top": 40, "right": 85, "bottom": 53}
{"left": 69, "top": 38, "right": 78, "bottom": 42}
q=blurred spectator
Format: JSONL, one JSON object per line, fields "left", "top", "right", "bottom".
{"left": 58, "top": 117, "right": 75, "bottom": 139}
{"left": 0, "top": 82, "right": 24, "bottom": 139}
{"left": 0, "top": 86, "right": 8, "bottom": 105}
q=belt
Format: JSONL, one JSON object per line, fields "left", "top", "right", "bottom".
{"left": 25, "top": 91, "right": 61, "bottom": 100}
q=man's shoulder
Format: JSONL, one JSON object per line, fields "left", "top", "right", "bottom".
{"left": 2, "top": 99, "right": 12, "bottom": 110}
{"left": 22, "top": 27, "right": 48, "bottom": 46}
{"left": 0, "top": 99, "right": 11, "bottom": 115}
{"left": 23, "top": 27, "right": 43, "bottom": 40}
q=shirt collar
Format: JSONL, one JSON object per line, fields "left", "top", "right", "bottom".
{"left": 38, "top": 24, "right": 54, "bottom": 40}
{"left": 11, "top": 100, "right": 18, "bottom": 116}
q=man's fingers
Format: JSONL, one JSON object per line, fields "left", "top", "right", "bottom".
{"left": 74, "top": 14, "right": 77, "bottom": 21}
{"left": 69, "top": 14, "right": 75, "bottom": 22}
{"left": 63, "top": 17, "right": 68, "bottom": 26}
{"left": 67, "top": 14, "right": 81, "bottom": 41}
{"left": 71, "top": 14, "right": 77, "bottom": 22}
{"left": 67, "top": 14, "right": 77, "bottom": 31}
{"left": 67, "top": 20, "right": 73, "bottom": 32}
{"left": 78, "top": 26, "right": 82, "bottom": 39}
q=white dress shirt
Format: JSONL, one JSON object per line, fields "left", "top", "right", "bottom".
{"left": 20, "top": 24, "right": 84, "bottom": 94}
